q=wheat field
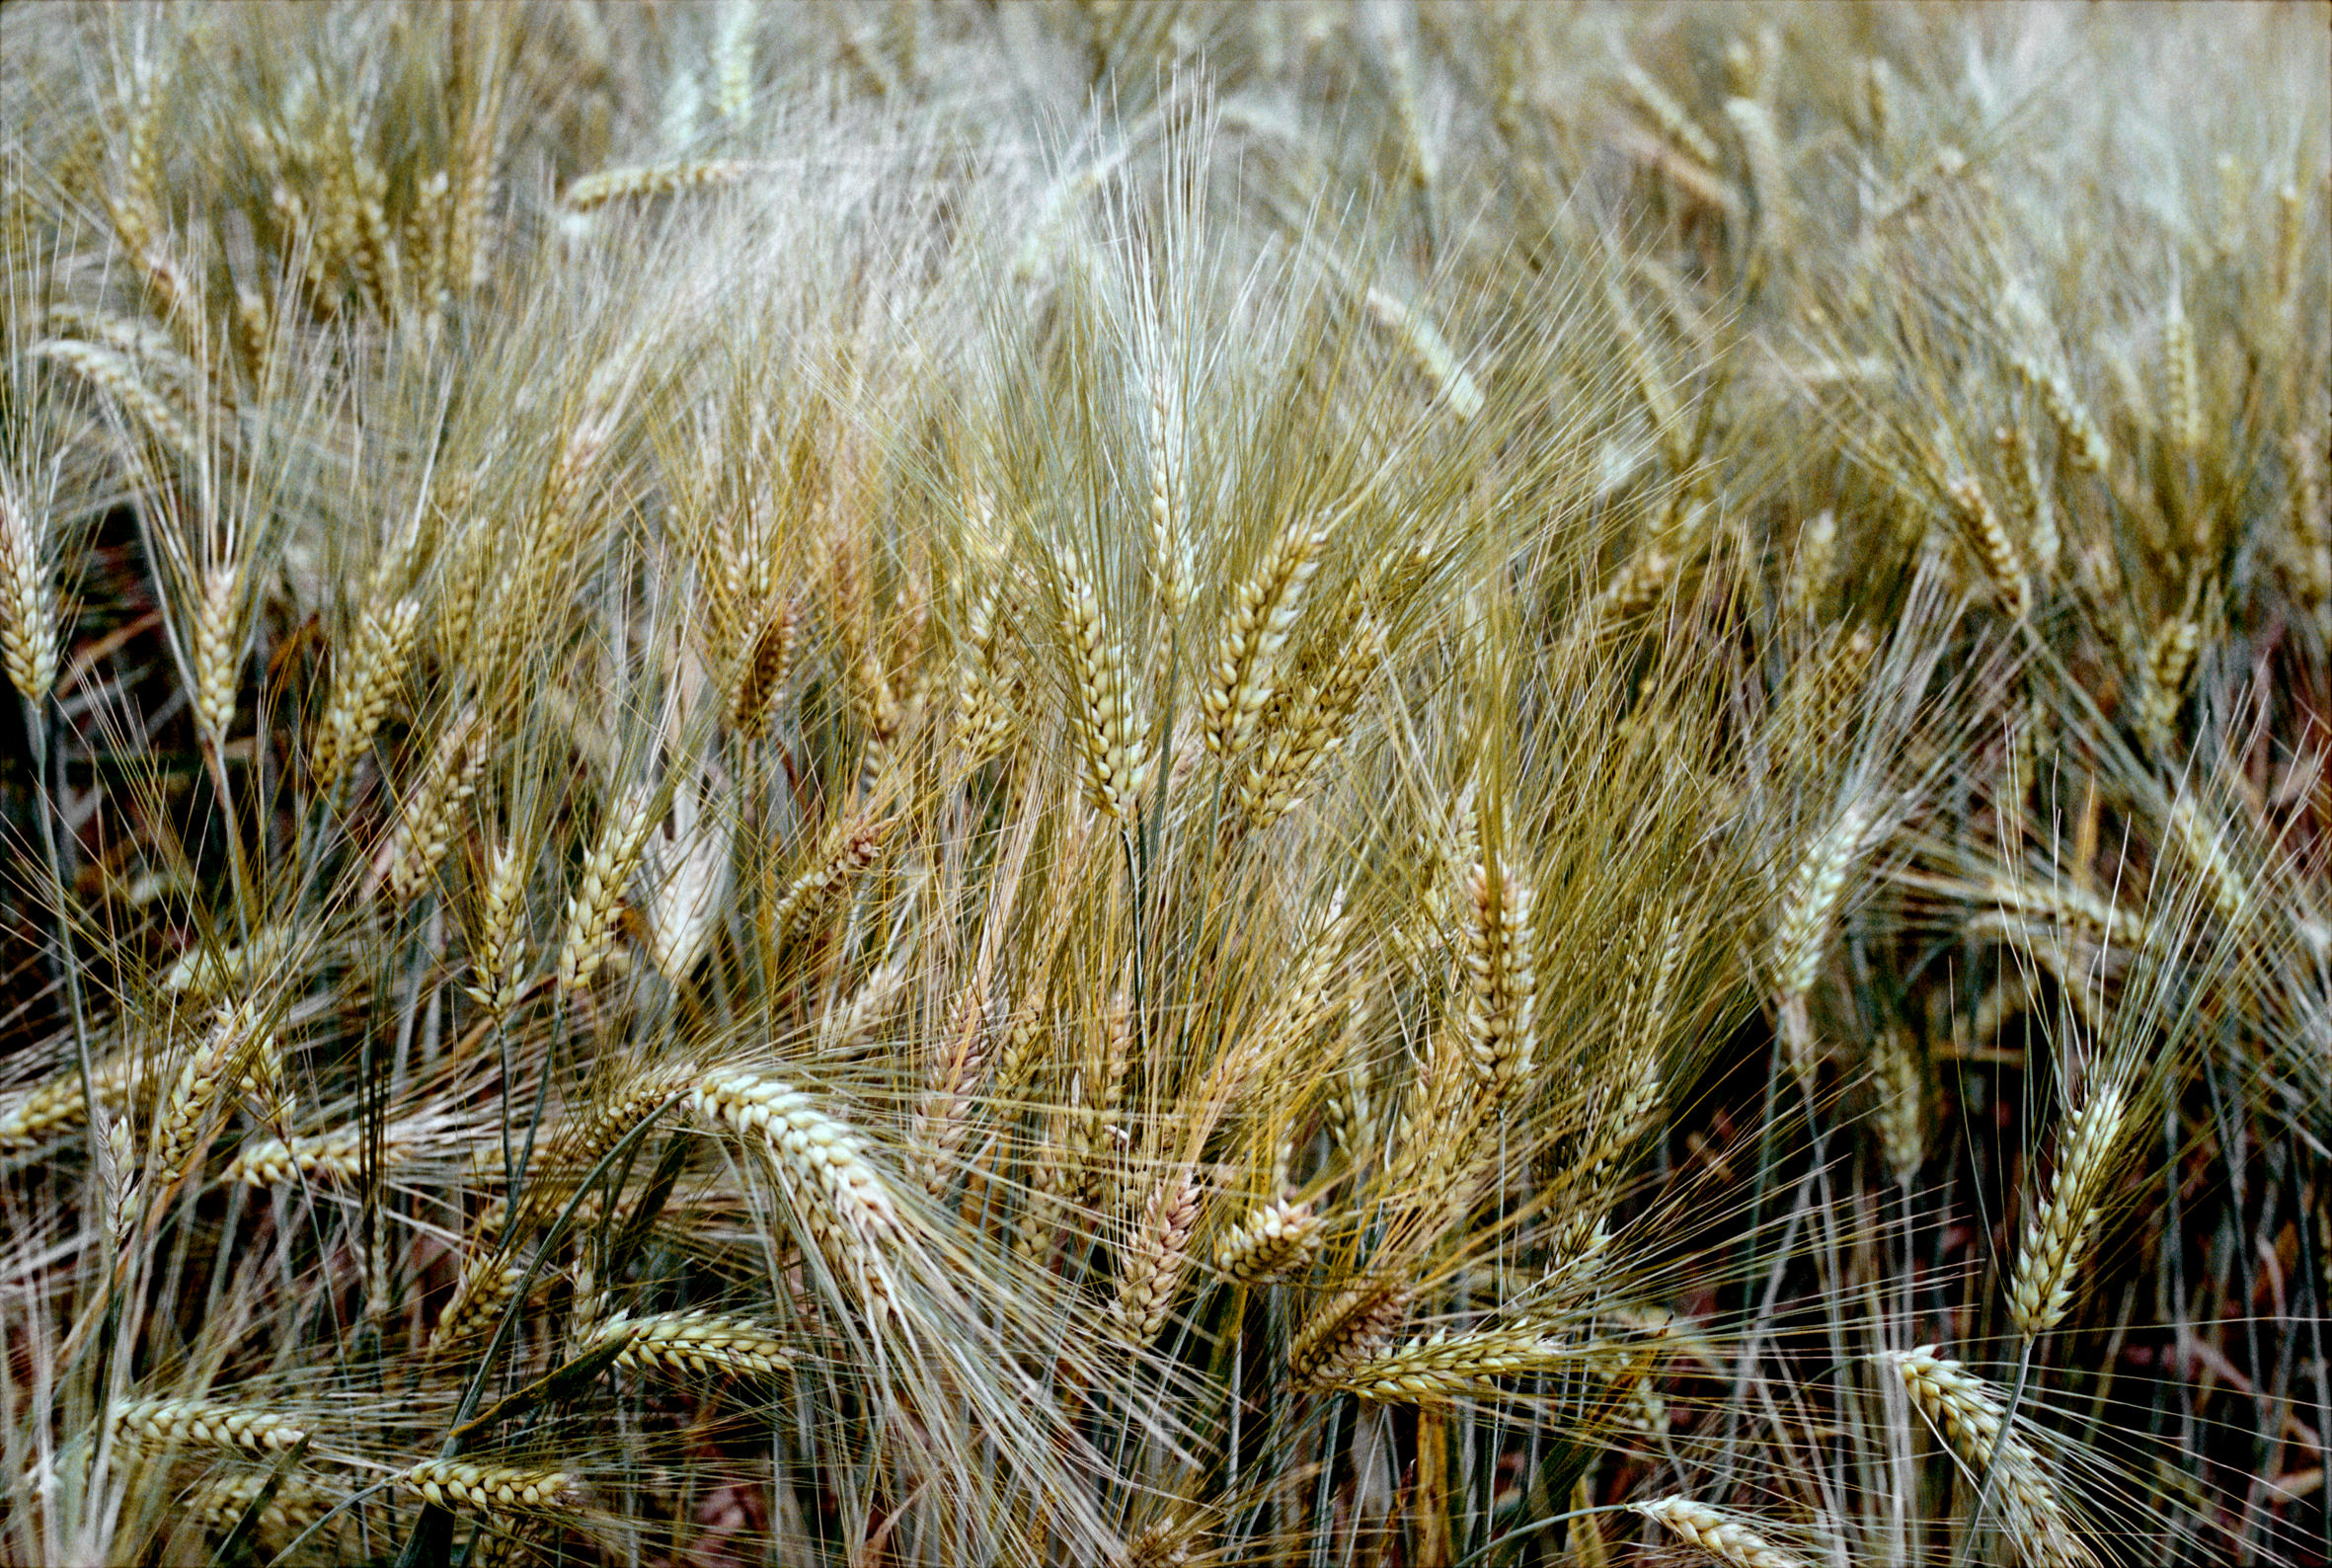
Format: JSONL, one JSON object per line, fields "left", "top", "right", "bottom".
{"left": 0, "top": 3, "right": 2325, "bottom": 1565}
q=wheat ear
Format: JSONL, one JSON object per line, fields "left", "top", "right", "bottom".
{"left": 395, "top": 1460, "right": 575, "bottom": 1514}
{"left": 0, "top": 487, "right": 57, "bottom": 704}
{"left": 1113, "top": 1168, "right": 1202, "bottom": 1344}
{"left": 771, "top": 815, "right": 890, "bottom": 936}
{"left": 1459, "top": 855, "right": 1537, "bottom": 1095}
{"left": 586, "top": 1308, "right": 792, "bottom": 1378}
{"left": 1064, "top": 564, "right": 1145, "bottom": 820}
{"left": 1289, "top": 1280, "right": 1413, "bottom": 1388}
{"left": 113, "top": 1396, "right": 306, "bottom": 1453}
{"left": 387, "top": 704, "right": 491, "bottom": 901}
{"left": 1328, "top": 1324, "right": 1575, "bottom": 1404}
{"left": 1214, "top": 1198, "right": 1323, "bottom": 1284}
{"left": 1885, "top": 1347, "right": 2097, "bottom": 1568}
{"left": 1205, "top": 517, "right": 1328, "bottom": 759}
{"left": 151, "top": 1000, "right": 272, "bottom": 1181}
{"left": 312, "top": 597, "right": 422, "bottom": 789}
{"left": 556, "top": 788, "right": 659, "bottom": 993}
{"left": 1629, "top": 1497, "right": 1808, "bottom": 1568}
{"left": 2006, "top": 1071, "right": 2131, "bottom": 1339}
{"left": 689, "top": 1069, "right": 903, "bottom": 1322}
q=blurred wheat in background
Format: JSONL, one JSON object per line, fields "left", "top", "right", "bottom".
{"left": 0, "top": 3, "right": 2325, "bottom": 1565}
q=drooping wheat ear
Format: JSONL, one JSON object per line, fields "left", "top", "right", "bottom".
{"left": 586, "top": 1308, "right": 793, "bottom": 1378}
{"left": 2164, "top": 795, "right": 2249, "bottom": 929}
{"left": 1064, "top": 564, "right": 1146, "bottom": 820}
{"left": 1948, "top": 477, "right": 2030, "bottom": 620}
{"left": 186, "top": 1471, "right": 334, "bottom": 1546}
{"left": 1289, "top": 1279, "right": 1413, "bottom": 1388}
{"left": 228, "top": 1120, "right": 409, "bottom": 1187}
{"left": 731, "top": 599, "right": 800, "bottom": 740}
{"left": 771, "top": 815, "right": 891, "bottom": 936}
{"left": 0, "top": 1055, "right": 145, "bottom": 1153}
{"left": 388, "top": 705, "right": 491, "bottom": 901}
{"left": 31, "top": 339, "right": 198, "bottom": 455}
{"left": 1205, "top": 517, "right": 1329, "bottom": 760}
{"left": 312, "top": 597, "right": 422, "bottom": 790}
{"left": 1113, "top": 1168, "right": 1202, "bottom": 1345}
{"left": 1328, "top": 1324, "right": 1577, "bottom": 1405}
{"left": 1618, "top": 62, "right": 1720, "bottom": 167}
{"left": 1870, "top": 1026, "right": 1925, "bottom": 1188}
{"left": 1146, "top": 353, "right": 1190, "bottom": 622}
{"left": 2138, "top": 616, "right": 2200, "bottom": 748}
{"left": 113, "top": 1396, "right": 307, "bottom": 1454}
{"left": 151, "top": 1000, "right": 271, "bottom": 1181}
{"left": 1886, "top": 1347, "right": 2097, "bottom": 1568}
{"left": 465, "top": 836, "right": 529, "bottom": 1019}
{"left": 561, "top": 159, "right": 755, "bottom": 212}
{"left": 1362, "top": 287, "right": 1484, "bottom": 420}
{"left": 1629, "top": 1498, "right": 1808, "bottom": 1568}
{"left": 1239, "top": 598, "right": 1383, "bottom": 831}
{"left": 1460, "top": 855, "right": 1537, "bottom": 1096}
{"left": 1214, "top": 1198, "right": 1323, "bottom": 1284}
{"left": 1995, "top": 421, "right": 2060, "bottom": 578}
{"left": 1772, "top": 798, "right": 1881, "bottom": 1071}
{"left": 191, "top": 566, "right": 242, "bottom": 741}
{"left": 2007, "top": 1071, "right": 2132, "bottom": 1340}
{"left": 396, "top": 1460, "right": 576, "bottom": 1514}
{"left": 2163, "top": 294, "right": 2201, "bottom": 457}
{"left": 556, "top": 788, "right": 659, "bottom": 993}
{"left": 689, "top": 1070, "right": 903, "bottom": 1322}
{"left": 0, "top": 487, "right": 57, "bottom": 704}
{"left": 2010, "top": 353, "right": 2112, "bottom": 476}
{"left": 429, "top": 1255, "right": 524, "bottom": 1357}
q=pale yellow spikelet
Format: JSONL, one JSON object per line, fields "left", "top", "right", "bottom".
{"left": 1238, "top": 598, "right": 1382, "bottom": 831}
{"left": 2012, "top": 353, "right": 2111, "bottom": 476}
{"left": 1871, "top": 1026, "right": 1925, "bottom": 1188}
{"left": 464, "top": 835, "right": 530, "bottom": 1018}
{"left": 312, "top": 597, "right": 422, "bottom": 790}
{"left": 561, "top": 159, "right": 754, "bottom": 213}
{"left": 191, "top": 566, "right": 242, "bottom": 741}
{"left": 1329, "top": 1323, "right": 1575, "bottom": 1404}
{"left": 114, "top": 1396, "right": 307, "bottom": 1454}
{"left": 1205, "top": 517, "right": 1328, "bottom": 760}
{"left": 1995, "top": 420, "right": 2060, "bottom": 578}
{"left": 731, "top": 599, "right": 800, "bottom": 740}
{"left": 1630, "top": 1497, "right": 1807, "bottom": 1568}
{"left": 1063, "top": 564, "right": 1145, "bottom": 819}
{"left": 227, "top": 1120, "right": 410, "bottom": 1187}
{"left": 1948, "top": 477, "right": 2030, "bottom": 620}
{"left": 1289, "top": 1279, "right": 1412, "bottom": 1388}
{"left": 1618, "top": 62, "right": 1720, "bottom": 167}
{"left": 1147, "top": 353, "right": 1191, "bottom": 621}
{"left": 1460, "top": 855, "right": 1537, "bottom": 1095}
{"left": 588, "top": 1308, "right": 792, "bottom": 1378}
{"left": 0, "top": 487, "right": 57, "bottom": 704}
{"left": 644, "top": 780, "right": 733, "bottom": 980}
{"left": 689, "top": 1069, "right": 903, "bottom": 1321}
{"left": 915, "top": 980, "right": 993, "bottom": 1195}
{"left": 1113, "top": 1168, "right": 1202, "bottom": 1344}
{"left": 0, "top": 1055, "right": 147, "bottom": 1154}
{"left": 2163, "top": 294, "right": 2201, "bottom": 457}
{"left": 1772, "top": 798, "right": 1881, "bottom": 1066}
{"left": 429, "top": 1254, "right": 524, "bottom": 1356}
{"left": 771, "top": 815, "right": 890, "bottom": 936}
{"left": 152, "top": 1000, "right": 272, "bottom": 1180}
{"left": 31, "top": 339, "right": 198, "bottom": 456}
{"left": 2007, "top": 1071, "right": 2131, "bottom": 1339}
{"left": 2164, "top": 794, "right": 2248, "bottom": 929}
{"left": 387, "top": 705, "right": 491, "bottom": 902}
{"left": 185, "top": 1470, "right": 334, "bottom": 1548}
{"left": 1361, "top": 288, "right": 1484, "bottom": 419}
{"left": 556, "top": 788, "right": 659, "bottom": 993}
{"left": 2137, "top": 616, "right": 2200, "bottom": 748}
{"left": 396, "top": 1459, "right": 575, "bottom": 1514}
{"left": 1214, "top": 1198, "right": 1323, "bottom": 1284}
{"left": 1886, "top": 1347, "right": 2096, "bottom": 1568}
